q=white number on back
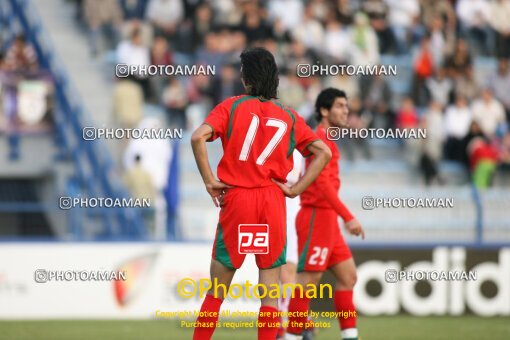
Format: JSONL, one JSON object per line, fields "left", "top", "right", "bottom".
{"left": 238, "top": 115, "right": 287, "bottom": 165}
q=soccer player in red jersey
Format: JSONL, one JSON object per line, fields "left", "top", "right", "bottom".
{"left": 283, "top": 88, "right": 365, "bottom": 340}
{"left": 190, "top": 48, "right": 332, "bottom": 340}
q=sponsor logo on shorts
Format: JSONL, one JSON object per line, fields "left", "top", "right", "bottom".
{"left": 238, "top": 224, "right": 269, "bottom": 254}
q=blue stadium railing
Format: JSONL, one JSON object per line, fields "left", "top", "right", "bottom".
{"left": 1, "top": 0, "right": 148, "bottom": 240}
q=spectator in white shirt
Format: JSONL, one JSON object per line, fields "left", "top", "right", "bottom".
{"left": 426, "top": 67, "right": 453, "bottom": 108}
{"left": 292, "top": 6, "right": 324, "bottom": 53}
{"left": 471, "top": 88, "right": 506, "bottom": 138}
{"left": 117, "top": 29, "right": 150, "bottom": 98}
{"left": 268, "top": 0, "right": 303, "bottom": 31}
{"left": 117, "top": 29, "right": 150, "bottom": 69}
{"left": 456, "top": 0, "right": 493, "bottom": 55}
{"left": 384, "top": 0, "right": 420, "bottom": 53}
{"left": 444, "top": 95, "right": 473, "bottom": 161}
{"left": 488, "top": 59, "right": 510, "bottom": 118}
{"left": 420, "top": 101, "right": 445, "bottom": 185}
{"left": 323, "top": 18, "right": 352, "bottom": 62}
{"left": 428, "top": 15, "right": 453, "bottom": 68}
{"left": 146, "top": 0, "right": 184, "bottom": 40}
{"left": 489, "top": 0, "right": 510, "bottom": 58}
{"left": 456, "top": 0, "right": 491, "bottom": 29}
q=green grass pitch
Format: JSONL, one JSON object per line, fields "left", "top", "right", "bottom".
{"left": 1, "top": 316, "right": 509, "bottom": 339}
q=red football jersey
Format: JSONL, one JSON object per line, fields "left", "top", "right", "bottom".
{"left": 300, "top": 124, "right": 354, "bottom": 221}
{"left": 204, "top": 95, "right": 319, "bottom": 188}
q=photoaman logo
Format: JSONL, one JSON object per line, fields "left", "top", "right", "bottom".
{"left": 238, "top": 224, "right": 269, "bottom": 254}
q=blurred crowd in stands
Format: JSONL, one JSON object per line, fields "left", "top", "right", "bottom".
{"left": 0, "top": 34, "right": 54, "bottom": 136}
{"left": 65, "top": 0, "right": 510, "bottom": 189}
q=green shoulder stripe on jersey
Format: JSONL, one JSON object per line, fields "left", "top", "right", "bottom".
{"left": 214, "top": 223, "right": 234, "bottom": 269}
{"left": 227, "top": 95, "right": 255, "bottom": 139}
{"left": 271, "top": 101, "right": 296, "bottom": 158}
{"left": 297, "top": 208, "right": 316, "bottom": 272}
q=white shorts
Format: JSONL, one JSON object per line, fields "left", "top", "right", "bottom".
{"left": 285, "top": 196, "right": 299, "bottom": 264}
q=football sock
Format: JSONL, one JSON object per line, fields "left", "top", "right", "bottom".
{"left": 277, "top": 285, "right": 293, "bottom": 337}
{"left": 192, "top": 294, "right": 223, "bottom": 340}
{"left": 286, "top": 287, "right": 311, "bottom": 335}
{"left": 258, "top": 305, "right": 280, "bottom": 340}
{"left": 334, "top": 290, "right": 358, "bottom": 339}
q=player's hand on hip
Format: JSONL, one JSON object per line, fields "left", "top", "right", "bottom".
{"left": 271, "top": 178, "right": 298, "bottom": 198}
{"left": 345, "top": 219, "right": 365, "bottom": 240}
{"left": 205, "top": 180, "right": 231, "bottom": 207}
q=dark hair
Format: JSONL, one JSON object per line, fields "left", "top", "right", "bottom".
{"left": 240, "top": 47, "right": 279, "bottom": 99}
{"left": 135, "top": 154, "right": 141, "bottom": 162}
{"left": 315, "top": 88, "right": 347, "bottom": 122}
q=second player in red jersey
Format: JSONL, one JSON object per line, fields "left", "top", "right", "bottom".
{"left": 297, "top": 124, "right": 356, "bottom": 272}
{"left": 285, "top": 88, "right": 365, "bottom": 340}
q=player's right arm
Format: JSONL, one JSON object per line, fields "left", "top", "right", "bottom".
{"left": 191, "top": 124, "right": 231, "bottom": 207}
{"left": 191, "top": 98, "right": 233, "bottom": 207}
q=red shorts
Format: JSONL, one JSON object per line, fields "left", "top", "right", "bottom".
{"left": 212, "top": 186, "right": 286, "bottom": 269}
{"left": 296, "top": 206, "right": 352, "bottom": 272}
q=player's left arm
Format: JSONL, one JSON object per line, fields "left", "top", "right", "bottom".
{"left": 191, "top": 124, "right": 230, "bottom": 207}
{"left": 273, "top": 139, "right": 332, "bottom": 198}
{"left": 325, "top": 190, "right": 365, "bottom": 239}
{"left": 273, "top": 111, "right": 331, "bottom": 197}
{"left": 344, "top": 218, "right": 365, "bottom": 240}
